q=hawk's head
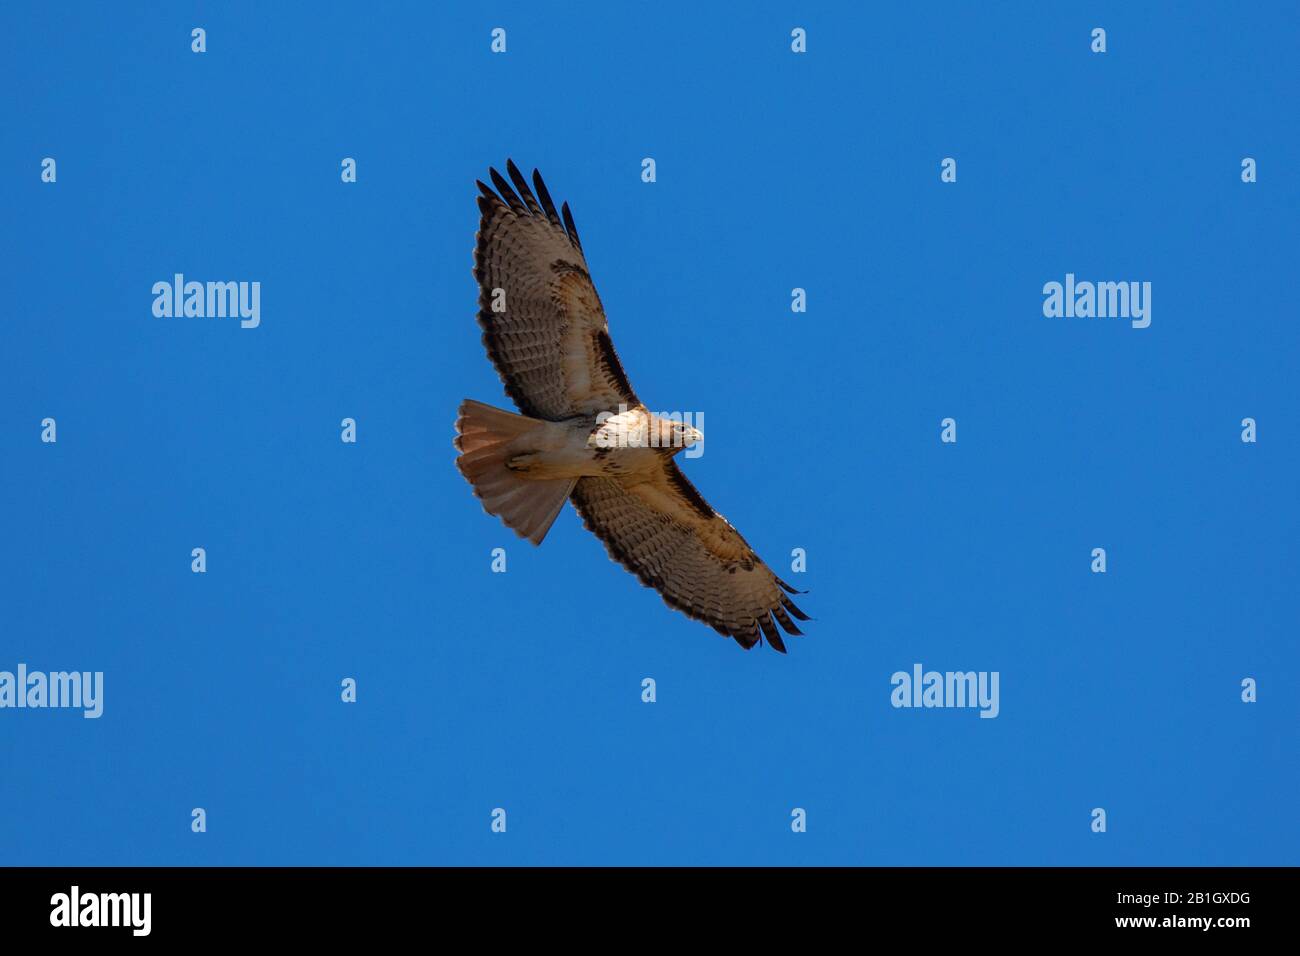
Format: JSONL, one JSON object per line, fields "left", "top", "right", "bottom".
{"left": 650, "top": 416, "right": 703, "bottom": 456}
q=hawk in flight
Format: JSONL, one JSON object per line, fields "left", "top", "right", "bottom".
{"left": 454, "top": 161, "right": 809, "bottom": 651}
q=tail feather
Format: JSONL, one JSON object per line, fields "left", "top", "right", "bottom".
{"left": 454, "top": 399, "right": 575, "bottom": 545}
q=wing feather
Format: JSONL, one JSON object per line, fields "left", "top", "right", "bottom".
{"left": 569, "top": 463, "right": 807, "bottom": 651}
{"left": 474, "top": 164, "right": 637, "bottom": 420}
{"left": 532, "top": 169, "right": 564, "bottom": 229}
{"left": 488, "top": 166, "right": 527, "bottom": 214}
{"left": 505, "top": 159, "right": 545, "bottom": 217}
{"left": 561, "top": 201, "right": 583, "bottom": 252}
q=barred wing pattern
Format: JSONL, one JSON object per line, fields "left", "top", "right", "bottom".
{"left": 569, "top": 465, "right": 809, "bottom": 652}
{"left": 474, "top": 161, "right": 640, "bottom": 421}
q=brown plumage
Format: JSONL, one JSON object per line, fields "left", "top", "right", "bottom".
{"left": 458, "top": 161, "right": 809, "bottom": 652}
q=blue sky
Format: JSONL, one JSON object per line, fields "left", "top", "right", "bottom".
{"left": 1, "top": 1, "right": 1296, "bottom": 865}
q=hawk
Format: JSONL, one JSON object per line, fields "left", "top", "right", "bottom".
{"left": 454, "top": 161, "right": 809, "bottom": 651}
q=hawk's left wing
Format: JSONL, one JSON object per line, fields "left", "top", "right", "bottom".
{"left": 474, "top": 161, "right": 641, "bottom": 421}
{"left": 569, "top": 463, "right": 809, "bottom": 651}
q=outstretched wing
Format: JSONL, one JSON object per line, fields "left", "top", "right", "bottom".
{"left": 569, "top": 464, "right": 809, "bottom": 651}
{"left": 474, "top": 161, "right": 640, "bottom": 421}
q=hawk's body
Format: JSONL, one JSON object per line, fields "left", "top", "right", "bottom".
{"left": 455, "top": 161, "right": 809, "bottom": 651}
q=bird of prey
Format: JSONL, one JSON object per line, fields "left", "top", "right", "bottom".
{"left": 454, "top": 161, "right": 809, "bottom": 651}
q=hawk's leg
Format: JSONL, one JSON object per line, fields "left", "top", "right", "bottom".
{"left": 505, "top": 452, "right": 542, "bottom": 474}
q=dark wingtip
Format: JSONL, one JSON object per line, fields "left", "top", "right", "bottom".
{"left": 488, "top": 166, "right": 526, "bottom": 212}
{"left": 773, "top": 604, "right": 805, "bottom": 637}
{"left": 505, "top": 159, "right": 542, "bottom": 215}
{"left": 758, "top": 612, "right": 785, "bottom": 652}
{"left": 532, "top": 169, "right": 563, "bottom": 227}
{"left": 780, "top": 593, "right": 811, "bottom": 622}
{"left": 561, "top": 201, "right": 582, "bottom": 250}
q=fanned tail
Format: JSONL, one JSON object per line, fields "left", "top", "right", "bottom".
{"left": 454, "top": 399, "right": 575, "bottom": 545}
